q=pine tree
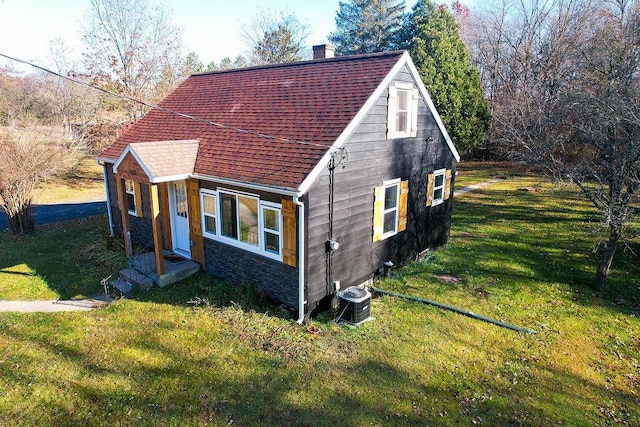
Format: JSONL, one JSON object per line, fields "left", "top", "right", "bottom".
{"left": 402, "top": 0, "right": 490, "bottom": 156}
{"left": 329, "top": 0, "right": 406, "bottom": 55}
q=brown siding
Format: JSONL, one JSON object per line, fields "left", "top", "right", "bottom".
{"left": 186, "top": 179, "right": 205, "bottom": 268}
{"left": 116, "top": 153, "right": 150, "bottom": 184}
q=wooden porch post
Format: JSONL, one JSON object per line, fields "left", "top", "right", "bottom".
{"left": 115, "top": 175, "right": 132, "bottom": 257}
{"left": 150, "top": 184, "right": 165, "bottom": 276}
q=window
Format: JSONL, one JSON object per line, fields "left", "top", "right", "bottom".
{"left": 433, "top": 169, "right": 445, "bottom": 205}
{"left": 387, "top": 82, "right": 419, "bottom": 139}
{"left": 373, "top": 179, "right": 408, "bottom": 242}
{"left": 201, "top": 191, "right": 217, "bottom": 238}
{"left": 427, "top": 169, "right": 451, "bottom": 207}
{"left": 200, "top": 188, "right": 282, "bottom": 260}
{"left": 262, "top": 205, "right": 281, "bottom": 255}
{"left": 396, "top": 88, "right": 410, "bottom": 134}
{"left": 125, "top": 179, "right": 136, "bottom": 214}
{"left": 383, "top": 181, "right": 400, "bottom": 237}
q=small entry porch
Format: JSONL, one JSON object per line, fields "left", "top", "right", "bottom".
{"left": 110, "top": 140, "right": 206, "bottom": 291}
{"left": 112, "top": 250, "right": 201, "bottom": 295}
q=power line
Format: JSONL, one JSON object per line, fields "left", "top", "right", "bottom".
{"left": 0, "top": 52, "right": 330, "bottom": 150}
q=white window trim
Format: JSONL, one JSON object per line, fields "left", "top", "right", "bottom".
{"left": 199, "top": 188, "right": 283, "bottom": 262}
{"left": 200, "top": 189, "right": 217, "bottom": 239}
{"left": 387, "top": 82, "right": 418, "bottom": 139}
{"left": 260, "top": 202, "right": 283, "bottom": 257}
{"left": 382, "top": 178, "right": 401, "bottom": 240}
{"left": 432, "top": 168, "right": 446, "bottom": 207}
{"left": 125, "top": 179, "right": 137, "bottom": 216}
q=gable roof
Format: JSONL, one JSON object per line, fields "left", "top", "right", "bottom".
{"left": 113, "top": 140, "right": 199, "bottom": 183}
{"left": 99, "top": 50, "right": 457, "bottom": 192}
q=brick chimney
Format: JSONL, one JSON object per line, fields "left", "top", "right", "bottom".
{"left": 313, "top": 44, "right": 335, "bottom": 59}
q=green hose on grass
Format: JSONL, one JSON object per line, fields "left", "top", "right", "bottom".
{"left": 370, "top": 286, "right": 536, "bottom": 335}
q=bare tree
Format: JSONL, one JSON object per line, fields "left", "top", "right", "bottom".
{"left": 0, "top": 127, "right": 84, "bottom": 234}
{"left": 81, "top": 0, "right": 184, "bottom": 119}
{"left": 470, "top": 0, "right": 640, "bottom": 287}
{"left": 42, "top": 40, "right": 102, "bottom": 146}
{"left": 243, "top": 8, "right": 310, "bottom": 65}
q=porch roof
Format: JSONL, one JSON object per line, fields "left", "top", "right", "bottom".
{"left": 113, "top": 140, "right": 199, "bottom": 183}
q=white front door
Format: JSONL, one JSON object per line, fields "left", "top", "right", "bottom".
{"left": 170, "top": 180, "right": 191, "bottom": 258}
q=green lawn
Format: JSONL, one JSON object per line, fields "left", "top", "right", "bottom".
{"left": 32, "top": 156, "right": 106, "bottom": 204}
{"left": 0, "top": 169, "right": 638, "bottom": 426}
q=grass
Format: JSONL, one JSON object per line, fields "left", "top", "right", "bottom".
{"left": 32, "top": 156, "right": 105, "bottom": 204}
{"left": 0, "top": 217, "right": 125, "bottom": 300}
{"left": 0, "top": 167, "right": 639, "bottom": 426}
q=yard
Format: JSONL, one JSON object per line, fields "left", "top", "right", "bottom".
{"left": 0, "top": 164, "right": 638, "bottom": 426}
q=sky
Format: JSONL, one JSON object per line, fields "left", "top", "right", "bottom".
{"left": 0, "top": 0, "right": 416, "bottom": 73}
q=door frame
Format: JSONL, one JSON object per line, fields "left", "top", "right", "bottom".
{"left": 169, "top": 180, "right": 192, "bottom": 259}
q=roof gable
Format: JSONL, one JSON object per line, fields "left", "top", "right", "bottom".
{"left": 113, "top": 140, "right": 199, "bottom": 183}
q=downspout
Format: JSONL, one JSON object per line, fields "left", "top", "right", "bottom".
{"left": 293, "top": 195, "right": 307, "bottom": 324}
{"left": 100, "top": 161, "right": 115, "bottom": 237}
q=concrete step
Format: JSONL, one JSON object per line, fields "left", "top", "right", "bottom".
{"left": 119, "top": 267, "right": 154, "bottom": 291}
{"left": 156, "top": 260, "right": 201, "bottom": 287}
{"left": 111, "top": 277, "right": 134, "bottom": 295}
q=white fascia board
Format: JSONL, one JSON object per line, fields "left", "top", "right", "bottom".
{"left": 96, "top": 156, "right": 117, "bottom": 164}
{"left": 150, "top": 174, "right": 192, "bottom": 184}
{"left": 112, "top": 145, "right": 155, "bottom": 181}
{"left": 297, "top": 55, "right": 411, "bottom": 196}
{"left": 191, "top": 173, "right": 298, "bottom": 197}
{"left": 404, "top": 53, "right": 461, "bottom": 162}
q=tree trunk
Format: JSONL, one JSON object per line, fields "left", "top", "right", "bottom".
{"left": 594, "top": 229, "right": 620, "bottom": 289}
{"left": 7, "top": 204, "right": 35, "bottom": 235}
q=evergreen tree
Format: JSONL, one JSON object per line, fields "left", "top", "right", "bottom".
{"left": 329, "top": 0, "right": 406, "bottom": 55}
{"left": 402, "top": 0, "right": 490, "bottom": 156}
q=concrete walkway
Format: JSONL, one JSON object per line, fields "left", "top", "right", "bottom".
{"left": 454, "top": 179, "right": 502, "bottom": 196}
{"left": 0, "top": 297, "right": 110, "bottom": 313}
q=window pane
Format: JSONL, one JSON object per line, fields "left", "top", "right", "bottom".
{"left": 396, "top": 90, "right": 409, "bottom": 133}
{"left": 397, "top": 89, "right": 408, "bottom": 110}
{"left": 384, "top": 185, "right": 398, "bottom": 210}
{"left": 239, "top": 196, "right": 258, "bottom": 246}
{"left": 126, "top": 193, "right": 135, "bottom": 213}
{"left": 264, "top": 231, "right": 279, "bottom": 254}
{"left": 383, "top": 211, "right": 396, "bottom": 234}
{"left": 221, "top": 193, "right": 238, "bottom": 239}
{"left": 205, "top": 216, "right": 216, "bottom": 234}
{"left": 125, "top": 179, "right": 134, "bottom": 193}
{"left": 203, "top": 194, "right": 216, "bottom": 215}
{"left": 435, "top": 174, "right": 445, "bottom": 187}
{"left": 263, "top": 208, "right": 278, "bottom": 232}
{"left": 396, "top": 112, "right": 408, "bottom": 132}
{"left": 434, "top": 188, "right": 443, "bottom": 201}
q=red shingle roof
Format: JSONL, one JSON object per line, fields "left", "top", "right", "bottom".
{"left": 100, "top": 51, "right": 405, "bottom": 189}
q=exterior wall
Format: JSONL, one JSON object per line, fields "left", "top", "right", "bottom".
{"left": 199, "top": 180, "right": 300, "bottom": 311}
{"left": 203, "top": 239, "right": 299, "bottom": 310}
{"left": 305, "top": 65, "right": 457, "bottom": 311}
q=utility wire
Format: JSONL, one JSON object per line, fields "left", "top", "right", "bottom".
{"left": 0, "top": 52, "right": 330, "bottom": 149}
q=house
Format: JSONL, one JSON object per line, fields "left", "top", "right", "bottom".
{"left": 97, "top": 45, "right": 460, "bottom": 322}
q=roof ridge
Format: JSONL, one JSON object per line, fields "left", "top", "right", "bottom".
{"left": 192, "top": 50, "right": 407, "bottom": 77}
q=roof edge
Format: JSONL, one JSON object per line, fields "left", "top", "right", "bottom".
{"left": 192, "top": 173, "right": 299, "bottom": 197}
{"left": 191, "top": 50, "right": 407, "bottom": 77}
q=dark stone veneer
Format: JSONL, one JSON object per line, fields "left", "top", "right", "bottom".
{"left": 203, "top": 238, "right": 299, "bottom": 310}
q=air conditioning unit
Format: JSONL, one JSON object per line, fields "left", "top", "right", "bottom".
{"left": 338, "top": 286, "right": 372, "bottom": 326}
